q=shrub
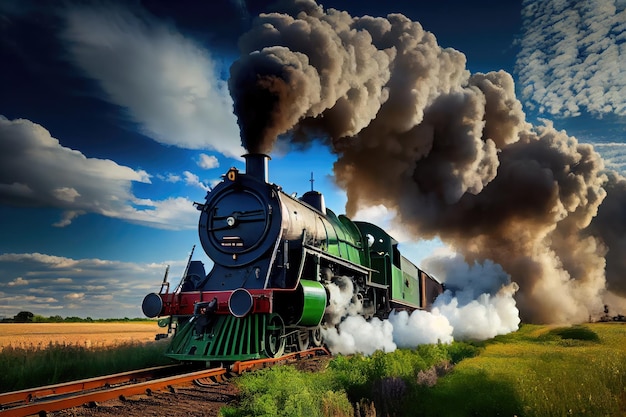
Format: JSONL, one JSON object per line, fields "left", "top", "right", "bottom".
{"left": 221, "top": 365, "right": 348, "bottom": 417}
{"left": 445, "top": 341, "right": 481, "bottom": 363}
{"left": 549, "top": 325, "right": 600, "bottom": 342}
{"left": 320, "top": 390, "right": 353, "bottom": 417}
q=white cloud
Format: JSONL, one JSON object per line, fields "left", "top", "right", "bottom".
{"left": 0, "top": 294, "right": 59, "bottom": 305}
{"left": 592, "top": 142, "right": 626, "bottom": 171}
{"left": 0, "top": 252, "right": 194, "bottom": 319}
{"left": 183, "top": 171, "right": 211, "bottom": 191}
{"left": 7, "top": 277, "right": 28, "bottom": 286}
{"left": 198, "top": 153, "right": 220, "bottom": 169}
{"left": 517, "top": 0, "right": 626, "bottom": 118}
{"left": 64, "top": 293, "right": 85, "bottom": 301}
{"left": 110, "top": 196, "right": 200, "bottom": 229}
{"left": 93, "top": 294, "right": 114, "bottom": 301}
{"left": 52, "top": 187, "right": 80, "bottom": 202}
{"left": 0, "top": 252, "right": 79, "bottom": 268}
{"left": 60, "top": 4, "right": 244, "bottom": 158}
{"left": 158, "top": 173, "right": 182, "bottom": 183}
{"left": 52, "top": 210, "right": 85, "bottom": 228}
{"left": 0, "top": 116, "right": 200, "bottom": 229}
{"left": 0, "top": 115, "right": 146, "bottom": 211}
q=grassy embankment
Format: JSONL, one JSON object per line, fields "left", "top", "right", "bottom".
{"left": 222, "top": 323, "right": 626, "bottom": 417}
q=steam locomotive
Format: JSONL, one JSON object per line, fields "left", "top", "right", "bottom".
{"left": 142, "top": 154, "right": 444, "bottom": 363}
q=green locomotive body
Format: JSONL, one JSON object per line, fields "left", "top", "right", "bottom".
{"left": 142, "top": 154, "right": 443, "bottom": 364}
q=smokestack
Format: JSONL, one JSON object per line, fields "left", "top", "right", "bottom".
{"left": 244, "top": 154, "right": 270, "bottom": 183}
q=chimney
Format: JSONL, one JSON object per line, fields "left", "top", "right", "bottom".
{"left": 244, "top": 154, "right": 270, "bottom": 183}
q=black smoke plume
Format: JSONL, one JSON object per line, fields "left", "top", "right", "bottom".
{"left": 228, "top": 0, "right": 626, "bottom": 324}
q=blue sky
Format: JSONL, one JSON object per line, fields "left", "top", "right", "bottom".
{"left": 0, "top": 0, "right": 625, "bottom": 320}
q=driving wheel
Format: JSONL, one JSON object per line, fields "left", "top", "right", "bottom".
{"left": 264, "top": 314, "right": 286, "bottom": 358}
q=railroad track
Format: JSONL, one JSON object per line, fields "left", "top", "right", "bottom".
{"left": 0, "top": 347, "right": 329, "bottom": 417}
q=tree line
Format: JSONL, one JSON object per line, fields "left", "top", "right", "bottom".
{"left": 1, "top": 311, "right": 151, "bottom": 323}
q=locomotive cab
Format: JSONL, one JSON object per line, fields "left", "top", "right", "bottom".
{"left": 355, "top": 221, "right": 443, "bottom": 310}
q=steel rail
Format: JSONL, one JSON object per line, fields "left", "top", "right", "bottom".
{"left": 0, "top": 365, "right": 182, "bottom": 407}
{"left": 231, "top": 347, "right": 330, "bottom": 373}
{"left": 0, "top": 366, "right": 226, "bottom": 417}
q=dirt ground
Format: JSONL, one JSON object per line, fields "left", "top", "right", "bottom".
{"left": 50, "top": 380, "right": 240, "bottom": 417}
{"left": 0, "top": 322, "right": 160, "bottom": 348}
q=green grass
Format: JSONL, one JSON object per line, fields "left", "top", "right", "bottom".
{"left": 0, "top": 340, "right": 174, "bottom": 393}
{"left": 418, "top": 324, "right": 626, "bottom": 417}
{"left": 223, "top": 324, "right": 626, "bottom": 417}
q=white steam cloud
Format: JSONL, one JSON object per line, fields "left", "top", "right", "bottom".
{"left": 323, "top": 276, "right": 363, "bottom": 325}
{"left": 322, "top": 254, "right": 520, "bottom": 355}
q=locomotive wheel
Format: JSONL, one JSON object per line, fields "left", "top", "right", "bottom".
{"left": 297, "top": 329, "right": 310, "bottom": 351}
{"left": 310, "top": 326, "right": 323, "bottom": 347}
{"left": 265, "top": 314, "right": 286, "bottom": 358}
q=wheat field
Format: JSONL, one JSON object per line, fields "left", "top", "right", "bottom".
{"left": 0, "top": 322, "right": 161, "bottom": 349}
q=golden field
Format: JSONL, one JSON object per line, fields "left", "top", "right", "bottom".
{"left": 0, "top": 322, "right": 161, "bottom": 349}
